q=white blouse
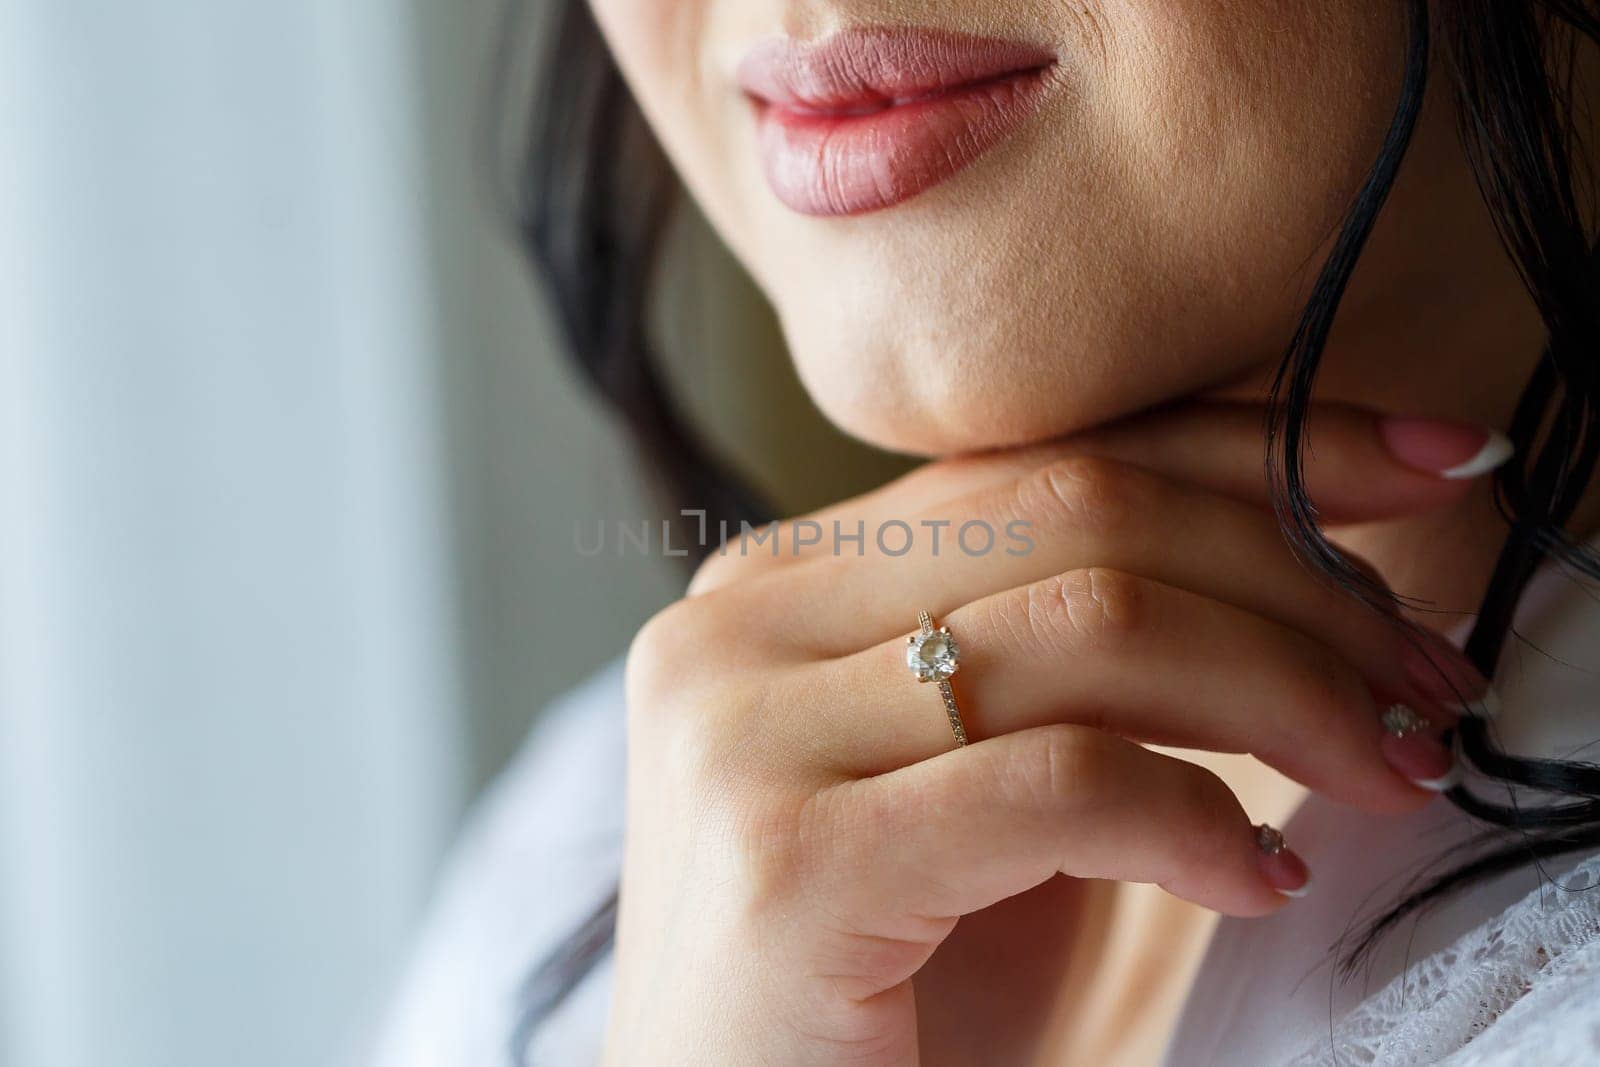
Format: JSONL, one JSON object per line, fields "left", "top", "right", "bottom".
{"left": 1165, "top": 536, "right": 1600, "bottom": 1066}
{"left": 372, "top": 539, "right": 1600, "bottom": 1066}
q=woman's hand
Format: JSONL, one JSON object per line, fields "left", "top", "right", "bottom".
{"left": 602, "top": 402, "right": 1499, "bottom": 1066}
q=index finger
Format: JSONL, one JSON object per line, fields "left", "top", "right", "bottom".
{"left": 690, "top": 402, "right": 1510, "bottom": 595}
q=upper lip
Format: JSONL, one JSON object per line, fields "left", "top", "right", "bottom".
{"left": 736, "top": 27, "right": 1057, "bottom": 117}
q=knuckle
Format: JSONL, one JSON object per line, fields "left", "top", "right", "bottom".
{"left": 627, "top": 602, "right": 795, "bottom": 783}
{"left": 1017, "top": 454, "right": 1138, "bottom": 538}
{"left": 686, "top": 551, "right": 738, "bottom": 597}
{"left": 1027, "top": 567, "right": 1147, "bottom": 656}
{"left": 625, "top": 598, "right": 733, "bottom": 725}
{"left": 626, "top": 598, "right": 697, "bottom": 690}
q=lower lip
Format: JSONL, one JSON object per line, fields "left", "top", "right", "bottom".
{"left": 749, "top": 63, "right": 1055, "bottom": 218}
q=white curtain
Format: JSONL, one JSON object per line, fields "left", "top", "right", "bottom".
{"left": 0, "top": 1, "right": 860, "bottom": 1063}
{"left": 0, "top": 4, "right": 470, "bottom": 1066}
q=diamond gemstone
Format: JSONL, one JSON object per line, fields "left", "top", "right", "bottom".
{"left": 906, "top": 627, "right": 960, "bottom": 682}
{"left": 1255, "top": 824, "right": 1285, "bottom": 856}
{"left": 1382, "top": 703, "right": 1429, "bottom": 738}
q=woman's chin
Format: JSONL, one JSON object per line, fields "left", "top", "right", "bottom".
{"left": 805, "top": 379, "right": 1106, "bottom": 460}
{"left": 781, "top": 309, "right": 1215, "bottom": 460}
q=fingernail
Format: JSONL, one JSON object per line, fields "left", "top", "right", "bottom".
{"left": 1401, "top": 636, "right": 1489, "bottom": 708}
{"left": 1255, "top": 824, "right": 1313, "bottom": 898}
{"left": 1378, "top": 417, "right": 1514, "bottom": 480}
{"left": 1379, "top": 704, "right": 1462, "bottom": 792}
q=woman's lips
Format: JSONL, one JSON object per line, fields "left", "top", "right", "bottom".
{"left": 737, "top": 29, "right": 1058, "bottom": 217}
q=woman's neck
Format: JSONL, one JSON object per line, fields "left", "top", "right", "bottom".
{"left": 1202, "top": 224, "right": 1600, "bottom": 636}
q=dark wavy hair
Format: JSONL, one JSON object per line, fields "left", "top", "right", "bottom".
{"left": 500, "top": 0, "right": 1600, "bottom": 1059}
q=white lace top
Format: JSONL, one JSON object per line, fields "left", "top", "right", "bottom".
{"left": 1166, "top": 537, "right": 1600, "bottom": 1066}
{"left": 1289, "top": 852, "right": 1600, "bottom": 1065}
{"left": 373, "top": 541, "right": 1600, "bottom": 1066}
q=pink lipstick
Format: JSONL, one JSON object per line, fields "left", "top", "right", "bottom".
{"left": 737, "top": 28, "right": 1058, "bottom": 217}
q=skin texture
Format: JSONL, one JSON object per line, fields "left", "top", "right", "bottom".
{"left": 578, "top": 1, "right": 1600, "bottom": 1063}
{"left": 588, "top": 1, "right": 1517, "bottom": 452}
{"left": 604, "top": 415, "right": 1493, "bottom": 1065}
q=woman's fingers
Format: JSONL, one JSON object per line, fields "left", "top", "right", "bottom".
{"left": 816, "top": 726, "right": 1301, "bottom": 993}
{"left": 1063, "top": 403, "right": 1511, "bottom": 524}
{"left": 688, "top": 403, "right": 1509, "bottom": 596}
{"left": 808, "top": 568, "right": 1449, "bottom": 810}
{"left": 750, "top": 455, "right": 1481, "bottom": 706}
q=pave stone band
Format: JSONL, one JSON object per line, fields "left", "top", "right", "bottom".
{"left": 907, "top": 611, "right": 969, "bottom": 747}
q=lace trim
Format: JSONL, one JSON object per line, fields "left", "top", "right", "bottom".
{"left": 1288, "top": 851, "right": 1600, "bottom": 1065}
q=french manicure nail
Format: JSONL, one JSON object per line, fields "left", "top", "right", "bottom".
{"left": 1378, "top": 417, "right": 1515, "bottom": 480}
{"left": 1380, "top": 703, "right": 1461, "bottom": 792}
{"left": 1411, "top": 765, "right": 1466, "bottom": 792}
{"left": 1255, "top": 824, "right": 1313, "bottom": 898}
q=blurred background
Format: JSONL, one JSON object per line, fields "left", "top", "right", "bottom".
{"left": 0, "top": 3, "right": 903, "bottom": 1066}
